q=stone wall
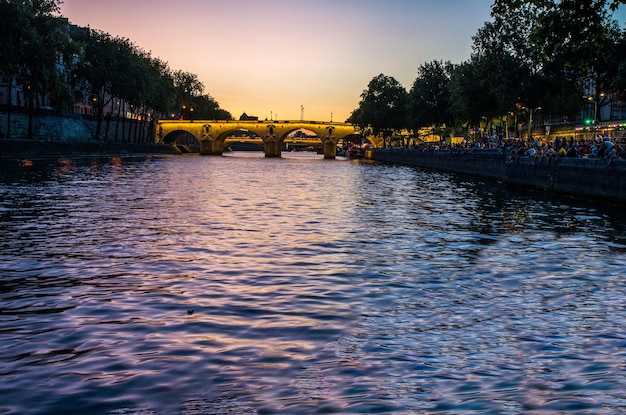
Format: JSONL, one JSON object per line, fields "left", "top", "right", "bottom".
{"left": 370, "top": 149, "right": 626, "bottom": 205}
{"left": 0, "top": 110, "right": 152, "bottom": 143}
{"left": 0, "top": 111, "right": 91, "bottom": 141}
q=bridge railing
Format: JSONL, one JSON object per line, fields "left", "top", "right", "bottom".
{"left": 158, "top": 119, "right": 354, "bottom": 126}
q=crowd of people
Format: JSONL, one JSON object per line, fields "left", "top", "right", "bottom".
{"left": 503, "top": 136, "right": 623, "bottom": 160}
{"left": 380, "top": 134, "right": 626, "bottom": 161}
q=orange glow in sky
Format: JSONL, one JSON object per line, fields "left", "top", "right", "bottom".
{"left": 58, "top": 1, "right": 512, "bottom": 121}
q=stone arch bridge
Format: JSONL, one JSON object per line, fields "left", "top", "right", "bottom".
{"left": 156, "top": 120, "right": 378, "bottom": 158}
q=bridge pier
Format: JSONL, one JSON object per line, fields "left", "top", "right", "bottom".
{"left": 199, "top": 140, "right": 223, "bottom": 155}
{"left": 263, "top": 140, "right": 282, "bottom": 158}
{"left": 321, "top": 138, "right": 340, "bottom": 159}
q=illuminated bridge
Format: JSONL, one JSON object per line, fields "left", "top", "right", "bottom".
{"left": 156, "top": 120, "right": 378, "bottom": 158}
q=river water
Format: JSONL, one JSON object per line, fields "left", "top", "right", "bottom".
{"left": 1, "top": 151, "right": 626, "bottom": 415}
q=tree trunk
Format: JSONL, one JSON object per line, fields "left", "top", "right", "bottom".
{"left": 95, "top": 104, "right": 103, "bottom": 141}
{"left": 121, "top": 115, "right": 126, "bottom": 142}
{"left": 140, "top": 113, "right": 147, "bottom": 142}
{"left": 114, "top": 106, "right": 121, "bottom": 142}
{"left": 6, "top": 77, "right": 12, "bottom": 139}
{"left": 105, "top": 112, "right": 111, "bottom": 142}
{"left": 27, "top": 97, "right": 34, "bottom": 139}
{"left": 148, "top": 116, "right": 155, "bottom": 143}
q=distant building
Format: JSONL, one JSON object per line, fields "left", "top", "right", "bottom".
{"left": 289, "top": 129, "right": 318, "bottom": 138}
{"left": 240, "top": 112, "right": 258, "bottom": 121}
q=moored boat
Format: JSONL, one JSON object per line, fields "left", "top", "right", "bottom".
{"left": 346, "top": 144, "right": 365, "bottom": 159}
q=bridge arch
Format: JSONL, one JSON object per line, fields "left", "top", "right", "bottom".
{"left": 161, "top": 129, "right": 200, "bottom": 145}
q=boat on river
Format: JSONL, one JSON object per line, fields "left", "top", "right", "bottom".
{"left": 346, "top": 144, "right": 365, "bottom": 159}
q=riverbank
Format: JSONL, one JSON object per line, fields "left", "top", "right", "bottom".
{"left": 0, "top": 138, "right": 179, "bottom": 160}
{"left": 369, "top": 148, "right": 626, "bottom": 205}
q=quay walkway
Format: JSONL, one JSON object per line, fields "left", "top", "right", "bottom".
{"left": 0, "top": 139, "right": 177, "bottom": 159}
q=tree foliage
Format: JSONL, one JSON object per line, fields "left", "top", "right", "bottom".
{"left": 348, "top": 0, "right": 626, "bottom": 141}
{"left": 491, "top": 0, "right": 624, "bottom": 119}
{"left": 0, "top": 2, "right": 232, "bottom": 139}
{"left": 407, "top": 60, "right": 454, "bottom": 132}
{"left": 347, "top": 74, "right": 407, "bottom": 145}
{"left": 0, "top": 0, "right": 71, "bottom": 138}
{"left": 171, "top": 70, "right": 231, "bottom": 120}
{"left": 449, "top": 60, "right": 490, "bottom": 128}
{"left": 71, "top": 30, "right": 232, "bottom": 139}
{"left": 74, "top": 30, "right": 140, "bottom": 139}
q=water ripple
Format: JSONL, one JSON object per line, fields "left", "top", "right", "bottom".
{"left": 1, "top": 154, "right": 626, "bottom": 414}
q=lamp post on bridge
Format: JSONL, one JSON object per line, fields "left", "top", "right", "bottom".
{"left": 301, "top": 105, "right": 304, "bottom": 122}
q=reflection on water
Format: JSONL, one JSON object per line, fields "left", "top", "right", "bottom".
{"left": 1, "top": 151, "right": 626, "bottom": 414}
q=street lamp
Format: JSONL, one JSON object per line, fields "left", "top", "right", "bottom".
{"left": 594, "top": 92, "right": 605, "bottom": 137}
{"left": 584, "top": 93, "right": 604, "bottom": 139}
{"left": 588, "top": 95, "right": 597, "bottom": 124}
{"left": 301, "top": 105, "right": 304, "bottom": 121}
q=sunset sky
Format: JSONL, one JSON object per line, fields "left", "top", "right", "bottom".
{"left": 59, "top": 0, "right": 624, "bottom": 122}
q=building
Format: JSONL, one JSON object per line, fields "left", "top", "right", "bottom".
{"left": 239, "top": 112, "right": 258, "bottom": 121}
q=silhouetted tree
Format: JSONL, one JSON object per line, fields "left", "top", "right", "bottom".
{"left": 490, "top": 0, "right": 625, "bottom": 121}
{"left": 407, "top": 60, "right": 454, "bottom": 135}
{"left": 0, "top": 0, "right": 69, "bottom": 138}
{"left": 0, "top": 0, "right": 30, "bottom": 138}
{"left": 348, "top": 74, "right": 407, "bottom": 147}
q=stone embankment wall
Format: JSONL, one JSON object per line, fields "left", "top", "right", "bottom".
{"left": 0, "top": 111, "right": 92, "bottom": 141}
{"left": 370, "top": 149, "right": 626, "bottom": 205}
{"left": 0, "top": 110, "right": 151, "bottom": 142}
{"left": 0, "top": 111, "right": 180, "bottom": 158}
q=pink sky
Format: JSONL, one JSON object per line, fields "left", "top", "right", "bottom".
{"left": 58, "top": 0, "right": 625, "bottom": 122}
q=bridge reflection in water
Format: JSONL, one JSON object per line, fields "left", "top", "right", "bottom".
{"left": 156, "top": 120, "right": 378, "bottom": 158}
